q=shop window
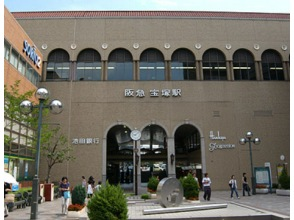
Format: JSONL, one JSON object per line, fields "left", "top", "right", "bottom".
{"left": 108, "top": 48, "right": 133, "bottom": 81}
{"left": 46, "top": 49, "right": 70, "bottom": 81}
{"left": 233, "top": 49, "right": 256, "bottom": 80}
{"left": 202, "top": 49, "right": 227, "bottom": 80}
{"left": 76, "top": 49, "right": 101, "bottom": 81}
{"left": 171, "top": 48, "right": 196, "bottom": 80}
{"left": 262, "top": 49, "right": 284, "bottom": 80}
{"left": 140, "top": 49, "right": 165, "bottom": 80}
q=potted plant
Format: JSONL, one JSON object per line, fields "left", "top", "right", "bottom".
{"left": 147, "top": 176, "right": 159, "bottom": 199}
{"left": 180, "top": 174, "right": 199, "bottom": 201}
{"left": 67, "top": 184, "right": 87, "bottom": 217}
{"left": 276, "top": 168, "right": 290, "bottom": 196}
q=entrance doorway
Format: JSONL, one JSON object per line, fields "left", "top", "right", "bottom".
{"left": 174, "top": 124, "right": 202, "bottom": 185}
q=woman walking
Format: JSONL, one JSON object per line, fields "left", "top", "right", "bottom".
{"left": 59, "top": 176, "right": 70, "bottom": 214}
{"left": 229, "top": 175, "right": 240, "bottom": 199}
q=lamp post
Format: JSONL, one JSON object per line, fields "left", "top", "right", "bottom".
{"left": 239, "top": 131, "right": 261, "bottom": 195}
{"left": 20, "top": 88, "right": 63, "bottom": 219}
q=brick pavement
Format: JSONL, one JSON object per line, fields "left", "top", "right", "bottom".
{"left": 5, "top": 190, "right": 290, "bottom": 220}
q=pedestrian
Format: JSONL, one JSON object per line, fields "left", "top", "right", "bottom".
{"left": 202, "top": 173, "right": 212, "bottom": 201}
{"left": 242, "top": 173, "right": 251, "bottom": 196}
{"left": 193, "top": 172, "right": 200, "bottom": 188}
{"left": 87, "top": 180, "right": 94, "bottom": 198}
{"left": 4, "top": 182, "right": 11, "bottom": 218}
{"left": 59, "top": 176, "right": 70, "bottom": 214}
{"left": 229, "top": 175, "right": 240, "bottom": 199}
{"left": 94, "top": 181, "right": 102, "bottom": 191}
{"left": 82, "top": 176, "right": 87, "bottom": 188}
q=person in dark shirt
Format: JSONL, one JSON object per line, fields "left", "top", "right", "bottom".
{"left": 59, "top": 177, "right": 70, "bottom": 214}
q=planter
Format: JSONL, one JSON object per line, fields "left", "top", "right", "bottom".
{"left": 256, "top": 188, "right": 269, "bottom": 194}
{"left": 186, "top": 197, "right": 200, "bottom": 203}
{"left": 67, "top": 206, "right": 86, "bottom": 218}
{"left": 148, "top": 192, "right": 157, "bottom": 199}
{"left": 276, "top": 189, "right": 290, "bottom": 196}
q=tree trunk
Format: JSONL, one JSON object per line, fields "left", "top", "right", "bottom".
{"left": 46, "top": 166, "right": 52, "bottom": 183}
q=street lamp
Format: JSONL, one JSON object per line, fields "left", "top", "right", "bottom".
{"left": 239, "top": 131, "right": 261, "bottom": 195}
{"left": 20, "top": 88, "right": 63, "bottom": 219}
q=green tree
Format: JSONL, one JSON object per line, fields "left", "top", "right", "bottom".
{"left": 40, "top": 125, "right": 75, "bottom": 183}
{"left": 4, "top": 80, "right": 36, "bottom": 148}
{"left": 5, "top": 80, "right": 75, "bottom": 183}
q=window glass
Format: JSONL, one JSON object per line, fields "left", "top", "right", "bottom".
{"left": 262, "top": 50, "right": 284, "bottom": 80}
{"left": 107, "top": 49, "right": 133, "bottom": 81}
{"left": 140, "top": 49, "right": 165, "bottom": 81}
{"left": 233, "top": 49, "right": 256, "bottom": 80}
{"left": 76, "top": 49, "right": 101, "bottom": 81}
{"left": 202, "top": 49, "right": 227, "bottom": 80}
{"left": 10, "top": 48, "right": 19, "bottom": 69}
{"left": 46, "top": 49, "right": 70, "bottom": 81}
{"left": 18, "top": 56, "right": 26, "bottom": 75}
{"left": 171, "top": 49, "right": 196, "bottom": 80}
{"left": 4, "top": 40, "right": 10, "bottom": 60}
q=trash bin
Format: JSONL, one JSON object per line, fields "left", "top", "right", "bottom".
{"left": 39, "top": 184, "right": 45, "bottom": 203}
{"left": 44, "top": 183, "right": 54, "bottom": 201}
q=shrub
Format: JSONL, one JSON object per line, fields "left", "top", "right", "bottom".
{"left": 181, "top": 174, "right": 199, "bottom": 200}
{"left": 147, "top": 176, "right": 159, "bottom": 192}
{"left": 87, "top": 181, "right": 128, "bottom": 220}
{"left": 71, "top": 184, "right": 86, "bottom": 205}
{"left": 278, "top": 168, "right": 290, "bottom": 190}
{"left": 141, "top": 194, "right": 149, "bottom": 200}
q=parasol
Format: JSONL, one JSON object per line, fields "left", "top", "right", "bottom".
{"left": 3, "top": 172, "right": 18, "bottom": 184}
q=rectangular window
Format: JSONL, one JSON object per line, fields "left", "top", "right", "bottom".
{"left": 4, "top": 40, "right": 10, "bottom": 61}
{"left": 18, "top": 56, "right": 26, "bottom": 75}
{"left": 10, "top": 49, "right": 19, "bottom": 69}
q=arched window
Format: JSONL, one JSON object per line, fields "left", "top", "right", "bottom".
{"left": 233, "top": 49, "right": 256, "bottom": 80}
{"left": 108, "top": 49, "right": 133, "bottom": 80}
{"left": 76, "top": 49, "right": 101, "bottom": 81}
{"left": 46, "top": 49, "right": 70, "bottom": 81}
{"left": 140, "top": 49, "right": 165, "bottom": 81}
{"left": 202, "top": 49, "right": 227, "bottom": 80}
{"left": 262, "top": 50, "right": 284, "bottom": 80}
{"left": 171, "top": 49, "right": 196, "bottom": 80}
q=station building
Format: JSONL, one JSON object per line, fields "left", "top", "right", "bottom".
{"left": 10, "top": 9, "right": 290, "bottom": 190}
{"left": 4, "top": 6, "right": 42, "bottom": 181}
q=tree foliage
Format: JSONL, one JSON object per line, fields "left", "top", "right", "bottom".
{"left": 4, "top": 80, "right": 36, "bottom": 147}
{"left": 180, "top": 173, "right": 199, "bottom": 200}
{"left": 5, "top": 80, "right": 75, "bottom": 183}
{"left": 87, "top": 181, "right": 128, "bottom": 220}
{"left": 278, "top": 168, "right": 290, "bottom": 190}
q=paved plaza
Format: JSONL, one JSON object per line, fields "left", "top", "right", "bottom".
{"left": 5, "top": 190, "right": 290, "bottom": 220}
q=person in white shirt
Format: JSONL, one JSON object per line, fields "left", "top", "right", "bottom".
{"left": 229, "top": 175, "right": 240, "bottom": 199}
{"left": 94, "top": 181, "right": 102, "bottom": 191}
{"left": 202, "top": 173, "right": 212, "bottom": 201}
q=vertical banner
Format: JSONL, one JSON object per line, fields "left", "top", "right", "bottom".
{"left": 277, "top": 164, "right": 284, "bottom": 177}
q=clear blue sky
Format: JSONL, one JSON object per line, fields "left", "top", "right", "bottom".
{"left": 4, "top": 0, "right": 290, "bottom": 13}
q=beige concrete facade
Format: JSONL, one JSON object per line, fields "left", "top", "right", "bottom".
{"left": 13, "top": 11, "right": 290, "bottom": 190}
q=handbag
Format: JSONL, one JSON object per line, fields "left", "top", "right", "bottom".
{"left": 64, "top": 191, "right": 71, "bottom": 199}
